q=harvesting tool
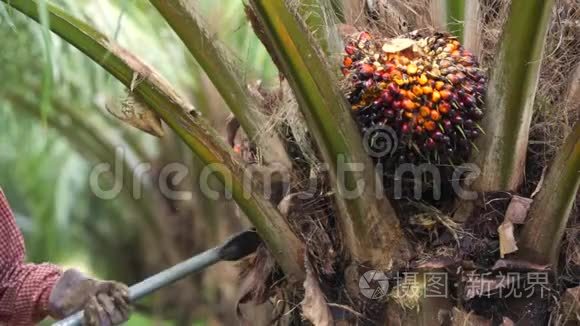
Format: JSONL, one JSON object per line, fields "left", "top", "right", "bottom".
{"left": 53, "top": 229, "right": 262, "bottom": 326}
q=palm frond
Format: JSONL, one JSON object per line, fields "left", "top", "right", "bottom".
{"left": 473, "top": 0, "right": 556, "bottom": 191}
{"left": 247, "top": 0, "right": 411, "bottom": 268}
{"left": 518, "top": 123, "right": 579, "bottom": 267}
{"left": 148, "top": 0, "right": 292, "bottom": 168}
{"left": 2, "top": 0, "right": 306, "bottom": 281}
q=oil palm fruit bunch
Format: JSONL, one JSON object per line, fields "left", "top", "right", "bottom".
{"left": 342, "top": 31, "right": 486, "bottom": 165}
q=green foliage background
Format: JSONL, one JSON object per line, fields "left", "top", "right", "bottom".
{"left": 0, "top": 1, "right": 278, "bottom": 323}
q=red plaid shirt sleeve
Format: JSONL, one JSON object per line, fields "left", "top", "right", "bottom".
{"left": 0, "top": 189, "right": 63, "bottom": 325}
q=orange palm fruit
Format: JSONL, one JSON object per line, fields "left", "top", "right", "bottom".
{"left": 343, "top": 56, "right": 353, "bottom": 68}
{"left": 403, "top": 99, "right": 416, "bottom": 111}
{"left": 439, "top": 102, "right": 450, "bottom": 114}
{"left": 412, "top": 85, "right": 423, "bottom": 96}
{"left": 424, "top": 120, "right": 436, "bottom": 131}
{"left": 432, "top": 90, "right": 441, "bottom": 102}
{"left": 440, "top": 89, "right": 451, "bottom": 100}
{"left": 430, "top": 110, "right": 441, "bottom": 121}
{"left": 341, "top": 31, "right": 486, "bottom": 164}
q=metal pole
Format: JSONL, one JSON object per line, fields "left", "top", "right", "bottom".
{"left": 53, "top": 229, "right": 261, "bottom": 326}
{"left": 54, "top": 248, "right": 222, "bottom": 326}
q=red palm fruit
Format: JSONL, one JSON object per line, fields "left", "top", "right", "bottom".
{"left": 363, "top": 79, "right": 373, "bottom": 88}
{"left": 440, "top": 60, "right": 452, "bottom": 68}
{"left": 425, "top": 137, "right": 436, "bottom": 150}
{"left": 462, "top": 56, "right": 475, "bottom": 66}
{"left": 471, "top": 108, "right": 484, "bottom": 120}
{"left": 381, "top": 90, "right": 394, "bottom": 103}
{"left": 384, "top": 62, "right": 396, "bottom": 71}
{"left": 387, "top": 83, "right": 399, "bottom": 95}
{"left": 358, "top": 31, "right": 371, "bottom": 42}
{"left": 359, "top": 64, "right": 375, "bottom": 78}
{"left": 341, "top": 31, "right": 486, "bottom": 164}
{"left": 345, "top": 45, "right": 356, "bottom": 55}
{"left": 433, "top": 131, "right": 444, "bottom": 142}
{"left": 443, "top": 119, "right": 453, "bottom": 131}
{"left": 393, "top": 100, "right": 403, "bottom": 110}
{"left": 463, "top": 95, "right": 476, "bottom": 107}
{"left": 468, "top": 129, "right": 480, "bottom": 139}
{"left": 447, "top": 74, "right": 459, "bottom": 84}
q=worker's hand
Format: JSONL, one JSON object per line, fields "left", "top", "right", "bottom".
{"left": 48, "top": 269, "right": 131, "bottom": 326}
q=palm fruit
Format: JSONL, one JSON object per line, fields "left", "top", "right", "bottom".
{"left": 342, "top": 31, "right": 486, "bottom": 164}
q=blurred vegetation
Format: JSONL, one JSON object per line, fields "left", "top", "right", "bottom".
{"left": 0, "top": 0, "right": 279, "bottom": 324}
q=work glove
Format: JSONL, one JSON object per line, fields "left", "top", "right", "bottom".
{"left": 48, "top": 269, "right": 131, "bottom": 326}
